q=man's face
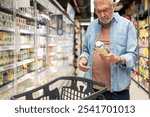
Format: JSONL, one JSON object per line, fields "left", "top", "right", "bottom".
{"left": 94, "top": 0, "right": 115, "bottom": 24}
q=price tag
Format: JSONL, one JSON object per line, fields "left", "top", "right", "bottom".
{"left": 0, "top": 67, "right": 4, "bottom": 72}
{"left": 2, "top": 46, "right": 9, "bottom": 50}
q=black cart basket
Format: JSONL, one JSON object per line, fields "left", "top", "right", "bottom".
{"left": 10, "top": 76, "right": 107, "bottom": 100}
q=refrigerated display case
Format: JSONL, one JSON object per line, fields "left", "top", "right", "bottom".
{"left": 0, "top": 0, "right": 75, "bottom": 99}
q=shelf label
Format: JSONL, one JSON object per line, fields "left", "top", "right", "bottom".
{"left": 0, "top": 46, "right": 14, "bottom": 50}
{"left": 0, "top": 27, "right": 14, "bottom": 32}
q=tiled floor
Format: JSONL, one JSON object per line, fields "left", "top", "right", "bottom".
{"left": 76, "top": 68, "right": 150, "bottom": 100}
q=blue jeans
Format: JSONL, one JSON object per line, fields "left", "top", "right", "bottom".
{"left": 94, "top": 89, "right": 130, "bottom": 100}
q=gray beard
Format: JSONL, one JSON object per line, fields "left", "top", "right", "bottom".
{"left": 100, "top": 12, "right": 114, "bottom": 24}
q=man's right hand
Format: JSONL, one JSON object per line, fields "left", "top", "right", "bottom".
{"left": 78, "top": 57, "right": 90, "bottom": 72}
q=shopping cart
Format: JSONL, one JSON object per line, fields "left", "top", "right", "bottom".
{"left": 10, "top": 76, "right": 107, "bottom": 100}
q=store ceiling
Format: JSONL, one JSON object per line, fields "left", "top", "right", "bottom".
{"left": 56, "top": 0, "right": 138, "bottom": 22}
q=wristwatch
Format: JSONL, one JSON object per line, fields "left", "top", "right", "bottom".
{"left": 116, "top": 56, "right": 122, "bottom": 64}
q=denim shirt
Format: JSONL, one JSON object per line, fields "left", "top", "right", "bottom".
{"left": 80, "top": 13, "right": 138, "bottom": 92}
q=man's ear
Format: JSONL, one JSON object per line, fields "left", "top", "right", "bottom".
{"left": 112, "top": 2, "right": 117, "bottom": 10}
{"left": 112, "top": 2, "right": 117, "bottom": 9}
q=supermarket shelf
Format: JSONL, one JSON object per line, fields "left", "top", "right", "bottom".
{"left": 17, "top": 58, "right": 35, "bottom": 66}
{"left": 0, "top": 0, "right": 75, "bottom": 99}
{"left": 139, "top": 72, "right": 149, "bottom": 79}
{"left": 17, "top": 72, "right": 35, "bottom": 84}
{"left": 0, "top": 81, "right": 14, "bottom": 94}
{"left": 0, "top": 46, "right": 14, "bottom": 51}
{"left": 139, "top": 63, "right": 149, "bottom": 69}
{"left": 0, "top": 71, "right": 35, "bottom": 94}
{"left": 37, "top": 21, "right": 47, "bottom": 25}
{"left": 0, "top": 5, "right": 13, "bottom": 13}
{"left": 17, "top": 11, "right": 35, "bottom": 20}
{"left": 0, "top": 26, "right": 14, "bottom": 32}
{"left": 139, "top": 55, "right": 149, "bottom": 59}
{"left": 137, "top": 0, "right": 150, "bottom": 98}
{"left": 16, "top": 69, "right": 35, "bottom": 78}
{"left": 39, "top": 33, "right": 47, "bottom": 37}
{"left": 139, "top": 46, "right": 149, "bottom": 48}
{"left": 20, "top": 29, "right": 35, "bottom": 34}
{"left": 0, "top": 63, "right": 14, "bottom": 72}
{"left": 20, "top": 45, "right": 35, "bottom": 49}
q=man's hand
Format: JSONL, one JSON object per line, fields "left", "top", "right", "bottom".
{"left": 100, "top": 52, "right": 119, "bottom": 64}
{"left": 78, "top": 57, "right": 90, "bottom": 72}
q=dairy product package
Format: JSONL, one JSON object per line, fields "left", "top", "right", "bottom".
{"left": 95, "top": 41, "right": 108, "bottom": 55}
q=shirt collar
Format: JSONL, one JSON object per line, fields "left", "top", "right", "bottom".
{"left": 113, "top": 12, "right": 119, "bottom": 23}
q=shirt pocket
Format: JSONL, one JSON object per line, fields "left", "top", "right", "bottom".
{"left": 114, "top": 34, "right": 127, "bottom": 55}
{"left": 115, "top": 34, "right": 126, "bottom": 46}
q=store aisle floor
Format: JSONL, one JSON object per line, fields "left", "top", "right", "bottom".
{"left": 76, "top": 68, "right": 150, "bottom": 100}
{"left": 130, "top": 80, "right": 149, "bottom": 100}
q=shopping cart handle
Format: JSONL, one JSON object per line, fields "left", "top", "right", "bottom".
{"left": 10, "top": 76, "right": 107, "bottom": 100}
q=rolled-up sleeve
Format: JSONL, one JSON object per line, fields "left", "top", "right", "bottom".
{"left": 79, "top": 25, "right": 91, "bottom": 61}
{"left": 120, "top": 22, "right": 138, "bottom": 69}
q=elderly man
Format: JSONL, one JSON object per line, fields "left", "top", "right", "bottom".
{"left": 78, "top": 0, "right": 138, "bottom": 100}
